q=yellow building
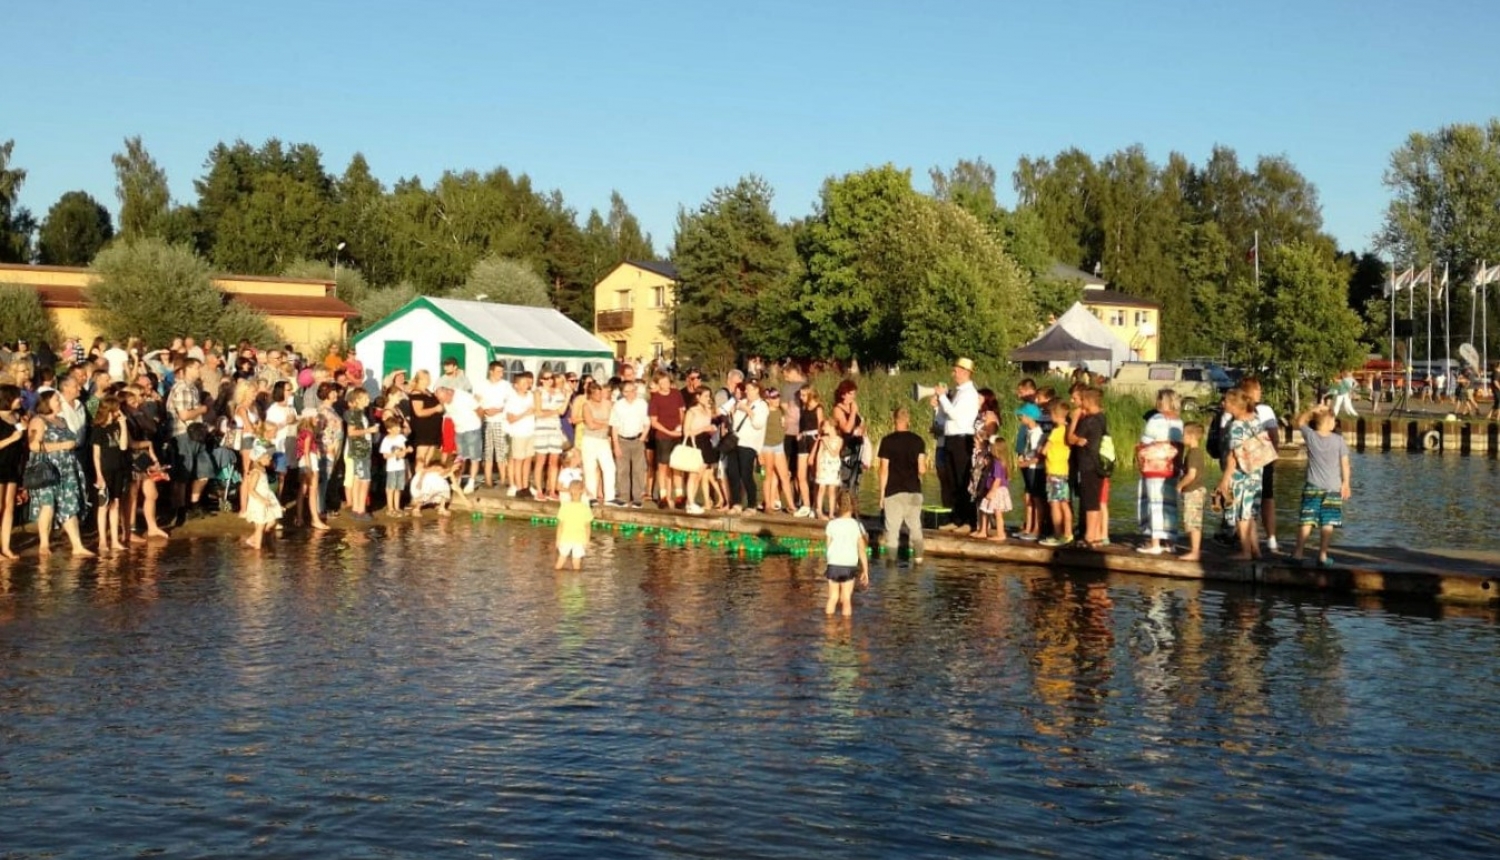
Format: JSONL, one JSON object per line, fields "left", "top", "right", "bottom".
{"left": 0, "top": 263, "right": 356, "bottom": 352}
{"left": 592, "top": 260, "right": 678, "bottom": 362}
{"left": 1053, "top": 263, "right": 1161, "bottom": 362}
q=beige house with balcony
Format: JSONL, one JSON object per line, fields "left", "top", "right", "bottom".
{"left": 1051, "top": 262, "right": 1161, "bottom": 361}
{"left": 592, "top": 260, "right": 678, "bottom": 362}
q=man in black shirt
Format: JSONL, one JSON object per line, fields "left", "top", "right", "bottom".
{"left": 877, "top": 407, "right": 928, "bottom": 563}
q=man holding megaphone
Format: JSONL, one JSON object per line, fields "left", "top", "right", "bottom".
{"left": 929, "top": 357, "right": 980, "bottom": 533}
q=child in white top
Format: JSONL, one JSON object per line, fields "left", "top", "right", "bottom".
{"left": 380, "top": 416, "right": 409, "bottom": 518}
{"left": 823, "top": 489, "right": 869, "bottom": 617}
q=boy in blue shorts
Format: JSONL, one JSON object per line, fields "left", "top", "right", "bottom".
{"left": 1291, "top": 405, "right": 1351, "bottom": 567}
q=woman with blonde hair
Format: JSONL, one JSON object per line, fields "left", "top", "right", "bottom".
{"left": 406, "top": 369, "right": 444, "bottom": 465}
{"left": 228, "top": 379, "right": 260, "bottom": 513}
{"left": 793, "top": 387, "right": 825, "bottom": 518}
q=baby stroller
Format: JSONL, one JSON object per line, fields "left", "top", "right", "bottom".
{"left": 210, "top": 447, "right": 241, "bottom": 512}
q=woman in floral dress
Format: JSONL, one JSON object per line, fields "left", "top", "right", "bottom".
{"left": 1216, "top": 387, "right": 1263, "bottom": 561}
{"left": 27, "top": 389, "right": 94, "bottom": 557}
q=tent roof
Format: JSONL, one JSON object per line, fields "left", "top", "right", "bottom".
{"left": 1055, "top": 303, "right": 1134, "bottom": 354}
{"left": 356, "top": 296, "right": 614, "bottom": 358}
{"left": 1010, "top": 324, "right": 1112, "bottom": 362}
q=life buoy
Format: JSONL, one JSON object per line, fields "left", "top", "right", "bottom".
{"left": 1422, "top": 430, "right": 1441, "bottom": 451}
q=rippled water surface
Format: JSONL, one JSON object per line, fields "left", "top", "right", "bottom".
{"left": 2, "top": 521, "right": 1498, "bottom": 858}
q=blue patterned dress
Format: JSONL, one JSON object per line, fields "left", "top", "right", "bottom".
{"left": 1225, "top": 418, "right": 1264, "bottom": 527}
{"left": 29, "top": 418, "right": 87, "bottom": 524}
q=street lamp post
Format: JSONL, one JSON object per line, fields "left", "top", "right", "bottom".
{"left": 333, "top": 241, "right": 347, "bottom": 291}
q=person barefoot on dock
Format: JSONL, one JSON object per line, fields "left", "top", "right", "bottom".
{"left": 1290, "top": 405, "right": 1351, "bottom": 568}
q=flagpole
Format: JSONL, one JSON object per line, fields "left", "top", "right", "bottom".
{"left": 1425, "top": 266, "right": 1433, "bottom": 376}
{"left": 1253, "top": 230, "right": 1260, "bottom": 286}
{"left": 1407, "top": 268, "right": 1415, "bottom": 393}
{"left": 1443, "top": 262, "right": 1451, "bottom": 398}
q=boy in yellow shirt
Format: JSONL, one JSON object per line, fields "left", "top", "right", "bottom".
{"left": 1039, "top": 399, "right": 1074, "bottom": 548}
{"left": 554, "top": 479, "right": 593, "bottom": 570}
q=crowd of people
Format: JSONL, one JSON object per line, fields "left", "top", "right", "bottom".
{"left": 0, "top": 335, "right": 1355, "bottom": 574}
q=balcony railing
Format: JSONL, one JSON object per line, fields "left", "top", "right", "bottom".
{"left": 596, "top": 309, "right": 634, "bottom": 332}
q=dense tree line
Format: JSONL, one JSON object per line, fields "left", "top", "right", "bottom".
{"left": 3, "top": 123, "right": 1499, "bottom": 386}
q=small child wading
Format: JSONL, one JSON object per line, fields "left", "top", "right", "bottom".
{"left": 1291, "top": 405, "right": 1352, "bottom": 567}
{"left": 555, "top": 479, "right": 593, "bottom": 570}
{"left": 242, "top": 441, "right": 283, "bottom": 549}
{"left": 824, "top": 489, "right": 869, "bottom": 616}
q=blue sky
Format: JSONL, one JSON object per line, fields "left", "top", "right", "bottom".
{"left": 7, "top": 0, "right": 1499, "bottom": 258}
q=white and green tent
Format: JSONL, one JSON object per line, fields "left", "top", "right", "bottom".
{"left": 353, "top": 297, "right": 614, "bottom": 388}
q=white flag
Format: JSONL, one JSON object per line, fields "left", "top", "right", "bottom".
{"left": 1387, "top": 267, "right": 1415, "bottom": 296}
{"left": 1437, "top": 263, "right": 1449, "bottom": 300}
{"left": 1486, "top": 264, "right": 1500, "bottom": 286}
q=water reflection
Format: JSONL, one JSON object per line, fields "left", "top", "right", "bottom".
{"left": 0, "top": 522, "right": 1497, "bottom": 858}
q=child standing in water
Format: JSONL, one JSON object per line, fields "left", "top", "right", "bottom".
{"left": 555, "top": 479, "right": 593, "bottom": 570}
{"left": 380, "top": 415, "right": 409, "bottom": 517}
{"left": 242, "top": 442, "right": 282, "bottom": 549}
{"left": 1291, "top": 405, "right": 1352, "bottom": 567}
{"left": 823, "top": 489, "right": 869, "bottom": 617}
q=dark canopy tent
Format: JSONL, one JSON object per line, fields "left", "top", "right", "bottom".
{"left": 1009, "top": 324, "right": 1112, "bottom": 364}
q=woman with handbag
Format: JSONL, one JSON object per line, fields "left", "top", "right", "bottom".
{"left": 1136, "top": 389, "right": 1184, "bottom": 555}
{"left": 1216, "top": 387, "right": 1269, "bottom": 561}
{"left": 27, "top": 389, "right": 94, "bottom": 557}
{"left": 832, "top": 380, "right": 869, "bottom": 497}
{"left": 0, "top": 384, "right": 25, "bottom": 559}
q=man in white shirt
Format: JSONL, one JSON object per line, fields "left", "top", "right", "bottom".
{"left": 931, "top": 356, "right": 980, "bottom": 532}
{"left": 473, "top": 361, "right": 514, "bottom": 489}
{"left": 503, "top": 372, "right": 536, "bottom": 497}
{"left": 609, "top": 379, "right": 651, "bottom": 507}
{"left": 440, "top": 383, "right": 484, "bottom": 494}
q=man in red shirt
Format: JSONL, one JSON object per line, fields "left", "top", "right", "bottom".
{"left": 647, "top": 371, "right": 685, "bottom": 508}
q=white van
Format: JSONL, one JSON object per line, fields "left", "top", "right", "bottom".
{"left": 1109, "top": 361, "right": 1233, "bottom": 411}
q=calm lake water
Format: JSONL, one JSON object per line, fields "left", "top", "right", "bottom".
{"left": 2, "top": 518, "right": 1497, "bottom": 858}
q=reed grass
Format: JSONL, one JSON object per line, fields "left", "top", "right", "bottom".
{"left": 788, "top": 367, "right": 1162, "bottom": 474}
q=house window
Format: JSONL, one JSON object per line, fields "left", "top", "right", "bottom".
{"left": 652, "top": 286, "right": 666, "bottom": 308}
{"left": 1134, "top": 310, "right": 1150, "bottom": 326}
{"left": 616, "top": 290, "right": 632, "bottom": 310}
{"left": 1110, "top": 310, "right": 1126, "bottom": 326}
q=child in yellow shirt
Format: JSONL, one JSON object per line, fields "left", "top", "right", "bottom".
{"left": 554, "top": 479, "right": 593, "bottom": 570}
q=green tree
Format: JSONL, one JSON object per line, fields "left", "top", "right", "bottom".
{"left": 452, "top": 256, "right": 551, "bottom": 306}
{"left": 353, "top": 281, "right": 418, "bottom": 333}
{"left": 672, "top": 175, "right": 796, "bottom": 371}
{"left": 194, "top": 139, "right": 337, "bottom": 273}
{"left": 1258, "top": 242, "right": 1366, "bottom": 413}
{"left": 89, "top": 239, "right": 237, "bottom": 346}
{"left": 38, "top": 191, "right": 114, "bottom": 265}
{"left": 0, "top": 140, "right": 35, "bottom": 263}
{"left": 112, "top": 136, "right": 172, "bottom": 241}
{"left": 1380, "top": 120, "right": 1500, "bottom": 269}
{"left": 212, "top": 300, "right": 282, "bottom": 347}
{"left": 0, "top": 283, "right": 61, "bottom": 347}
{"left": 282, "top": 258, "right": 369, "bottom": 306}
{"left": 794, "top": 165, "right": 1035, "bottom": 367}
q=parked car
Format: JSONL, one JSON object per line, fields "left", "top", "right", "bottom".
{"left": 1108, "top": 361, "right": 1233, "bottom": 411}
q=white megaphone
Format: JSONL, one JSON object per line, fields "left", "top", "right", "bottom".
{"left": 912, "top": 383, "right": 940, "bottom": 402}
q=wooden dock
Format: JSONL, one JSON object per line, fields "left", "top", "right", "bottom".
{"left": 1336, "top": 415, "right": 1500, "bottom": 455}
{"left": 453, "top": 490, "right": 1500, "bottom": 606}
